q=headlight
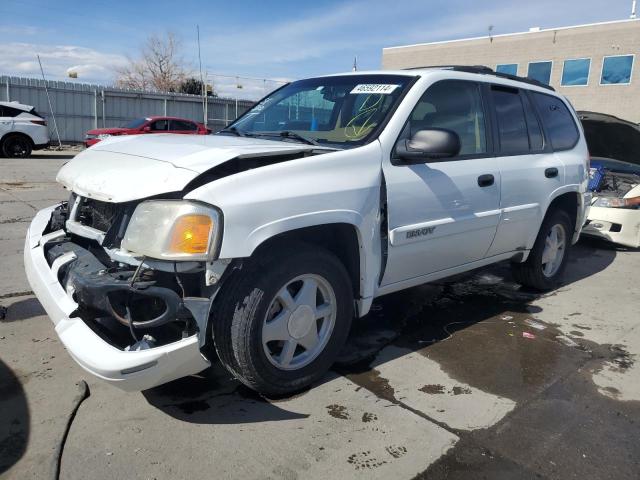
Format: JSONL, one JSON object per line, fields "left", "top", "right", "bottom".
{"left": 592, "top": 197, "right": 628, "bottom": 208}
{"left": 122, "top": 201, "right": 222, "bottom": 261}
{"left": 97, "top": 133, "right": 112, "bottom": 139}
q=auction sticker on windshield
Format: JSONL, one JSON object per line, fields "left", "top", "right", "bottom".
{"left": 350, "top": 84, "right": 399, "bottom": 94}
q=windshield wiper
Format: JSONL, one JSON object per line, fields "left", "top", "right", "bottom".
{"left": 218, "top": 126, "right": 248, "bottom": 137}
{"left": 278, "top": 130, "right": 320, "bottom": 146}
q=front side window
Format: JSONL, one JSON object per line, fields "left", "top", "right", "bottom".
{"left": 561, "top": 58, "right": 591, "bottom": 86}
{"left": 403, "top": 80, "right": 487, "bottom": 156}
{"left": 492, "top": 87, "right": 529, "bottom": 154}
{"left": 528, "top": 61, "right": 553, "bottom": 85}
{"left": 227, "top": 74, "right": 414, "bottom": 148}
{"left": 531, "top": 92, "right": 579, "bottom": 150}
{"left": 151, "top": 119, "right": 168, "bottom": 131}
{"left": 496, "top": 64, "right": 518, "bottom": 76}
{"left": 601, "top": 55, "right": 634, "bottom": 85}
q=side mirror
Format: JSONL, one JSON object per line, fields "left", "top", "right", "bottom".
{"left": 395, "top": 128, "right": 461, "bottom": 164}
{"left": 142, "top": 126, "right": 152, "bottom": 132}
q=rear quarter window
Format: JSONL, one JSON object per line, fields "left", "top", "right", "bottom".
{"left": 531, "top": 92, "right": 579, "bottom": 150}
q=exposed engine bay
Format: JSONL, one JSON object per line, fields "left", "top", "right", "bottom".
{"left": 43, "top": 198, "right": 222, "bottom": 352}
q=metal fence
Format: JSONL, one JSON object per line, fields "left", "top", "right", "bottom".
{"left": 0, "top": 75, "right": 255, "bottom": 143}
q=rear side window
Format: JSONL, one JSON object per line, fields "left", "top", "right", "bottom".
{"left": 0, "top": 106, "right": 21, "bottom": 117}
{"left": 531, "top": 92, "right": 579, "bottom": 150}
{"left": 521, "top": 93, "right": 544, "bottom": 151}
{"left": 170, "top": 119, "right": 197, "bottom": 131}
{"left": 491, "top": 87, "right": 529, "bottom": 154}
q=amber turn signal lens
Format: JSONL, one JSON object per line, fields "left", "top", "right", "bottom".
{"left": 168, "top": 215, "right": 213, "bottom": 254}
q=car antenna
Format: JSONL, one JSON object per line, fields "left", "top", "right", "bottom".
{"left": 36, "top": 54, "right": 62, "bottom": 150}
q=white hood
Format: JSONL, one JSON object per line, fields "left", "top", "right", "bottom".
{"left": 57, "top": 134, "right": 318, "bottom": 202}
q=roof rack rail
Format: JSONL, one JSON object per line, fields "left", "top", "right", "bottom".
{"left": 404, "top": 65, "right": 556, "bottom": 91}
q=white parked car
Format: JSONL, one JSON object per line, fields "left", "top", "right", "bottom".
{"left": 24, "top": 67, "right": 589, "bottom": 395}
{"left": 579, "top": 111, "right": 640, "bottom": 248}
{"left": 0, "top": 101, "right": 50, "bottom": 157}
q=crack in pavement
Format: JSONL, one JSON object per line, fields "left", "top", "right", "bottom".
{"left": 0, "top": 291, "right": 33, "bottom": 300}
{"left": 53, "top": 380, "right": 90, "bottom": 480}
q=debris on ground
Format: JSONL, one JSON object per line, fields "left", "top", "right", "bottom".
{"left": 556, "top": 335, "right": 579, "bottom": 347}
{"left": 525, "top": 319, "right": 547, "bottom": 330}
{"left": 522, "top": 332, "right": 536, "bottom": 339}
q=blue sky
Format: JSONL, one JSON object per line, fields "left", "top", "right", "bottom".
{"left": 0, "top": 0, "right": 633, "bottom": 98}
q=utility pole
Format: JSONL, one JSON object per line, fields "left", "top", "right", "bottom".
{"left": 197, "top": 25, "right": 207, "bottom": 126}
{"left": 36, "top": 54, "right": 62, "bottom": 149}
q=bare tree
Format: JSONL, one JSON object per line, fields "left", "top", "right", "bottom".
{"left": 116, "top": 32, "right": 189, "bottom": 92}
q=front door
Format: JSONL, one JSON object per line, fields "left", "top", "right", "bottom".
{"left": 381, "top": 79, "right": 502, "bottom": 286}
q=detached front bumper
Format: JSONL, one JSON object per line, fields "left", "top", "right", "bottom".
{"left": 24, "top": 206, "right": 210, "bottom": 391}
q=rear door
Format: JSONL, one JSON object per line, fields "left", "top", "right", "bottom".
{"left": 381, "top": 79, "right": 503, "bottom": 286}
{"left": 486, "top": 86, "right": 567, "bottom": 255}
{"left": 0, "top": 105, "right": 16, "bottom": 138}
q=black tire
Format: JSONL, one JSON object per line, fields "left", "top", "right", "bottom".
{"left": 511, "top": 209, "right": 573, "bottom": 291}
{"left": 212, "top": 243, "right": 353, "bottom": 396}
{"left": 2, "top": 135, "right": 32, "bottom": 158}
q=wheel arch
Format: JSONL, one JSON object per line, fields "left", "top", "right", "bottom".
{"left": 250, "top": 222, "right": 364, "bottom": 304}
{"left": 1, "top": 131, "right": 35, "bottom": 147}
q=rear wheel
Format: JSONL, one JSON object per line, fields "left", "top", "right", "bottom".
{"left": 212, "top": 244, "right": 353, "bottom": 396}
{"left": 2, "top": 135, "right": 32, "bottom": 158}
{"left": 511, "top": 209, "right": 572, "bottom": 291}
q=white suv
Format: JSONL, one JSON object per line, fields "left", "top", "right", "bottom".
{"left": 24, "top": 67, "right": 589, "bottom": 395}
{"left": 0, "top": 101, "right": 50, "bottom": 157}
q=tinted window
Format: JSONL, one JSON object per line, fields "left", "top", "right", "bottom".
{"left": 528, "top": 61, "right": 552, "bottom": 85}
{"left": 170, "top": 119, "right": 197, "bottom": 131}
{"left": 407, "top": 80, "right": 487, "bottom": 156}
{"left": 601, "top": 55, "right": 634, "bottom": 84}
{"left": 150, "top": 119, "right": 169, "bottom": 131}
{"left": 492, "top": 87, "right": 529, "bottom": 153}
{"left": 0, "top": 106, "right": 21, "bottom": 117}
{"left": 531, "top": 92, "right": 579, "bottom": 150}
{"left": 496, "top": 64, "right": 518, "bottom": 76}
{"left": 561, "top": 58, "right": 591, "bottom": 86}
{"left": 521, "top": 93, "right": 544, "bottom": 150}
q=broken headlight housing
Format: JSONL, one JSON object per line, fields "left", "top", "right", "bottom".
{"left": 122, "top": 200, "right": 222, "bottom": 261}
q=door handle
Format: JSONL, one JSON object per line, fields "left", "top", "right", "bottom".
{"left": 545, "top": 167, "right": 559, "bottom": 178}
{"left": 477, "top": 174, "right": 494, "bottom": 187}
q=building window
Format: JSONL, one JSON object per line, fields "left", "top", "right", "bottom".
{"left": 561, "top": 58, "right": 591, "bottom": 86}
{"left": 601, "top": 55, "right": 634, "bottom": 85}
{"left": 527, "top": 61, "right": 552, "bottom": 85}
{"left": 496, "top": 64, "right": 518, "bottom": 76}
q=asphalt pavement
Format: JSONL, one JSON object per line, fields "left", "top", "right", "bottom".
{"left": 1, "top": 150, "right": 639, "bottom": 479}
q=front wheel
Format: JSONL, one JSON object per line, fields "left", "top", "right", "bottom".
{"left": 511, "top": 209, "right": 573, "bottom": 291}
{"left": 212, "top": 244, "right": 353, "bottom": 396}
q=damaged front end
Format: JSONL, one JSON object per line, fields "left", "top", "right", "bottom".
{"left": 583, "top": 163, "right": 640, "bottom": 248}
{"left": 24, "top": 195, "right": 229, "bottom": 390}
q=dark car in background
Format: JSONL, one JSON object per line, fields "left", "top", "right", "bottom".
{"left": 85, "top": 116, "right": 210, "bottom": 147}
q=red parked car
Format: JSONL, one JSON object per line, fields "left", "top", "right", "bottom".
{"left": 84, "top": 116, "right": 210, "bottom": 147}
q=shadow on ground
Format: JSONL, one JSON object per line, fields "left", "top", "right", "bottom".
{"left": 143, "top": 240, "right": 618, "bottom": 427}
{"left": 0, "top": 358, "right": 29, "bottom": 475}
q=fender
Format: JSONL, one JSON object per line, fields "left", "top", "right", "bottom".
{"left": 526, "top": 183, "right": 585, "bottom": 249}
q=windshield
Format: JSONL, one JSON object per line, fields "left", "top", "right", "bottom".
{"left": 225, "top": 74, "right": 415, "bottom": 148}
{"left": 121, "top": 118, "right": 148, "bottom": 129}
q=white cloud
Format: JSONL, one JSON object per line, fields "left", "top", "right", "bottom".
{"left": 0, "top": 42, "right": 127, "bottom": 84}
